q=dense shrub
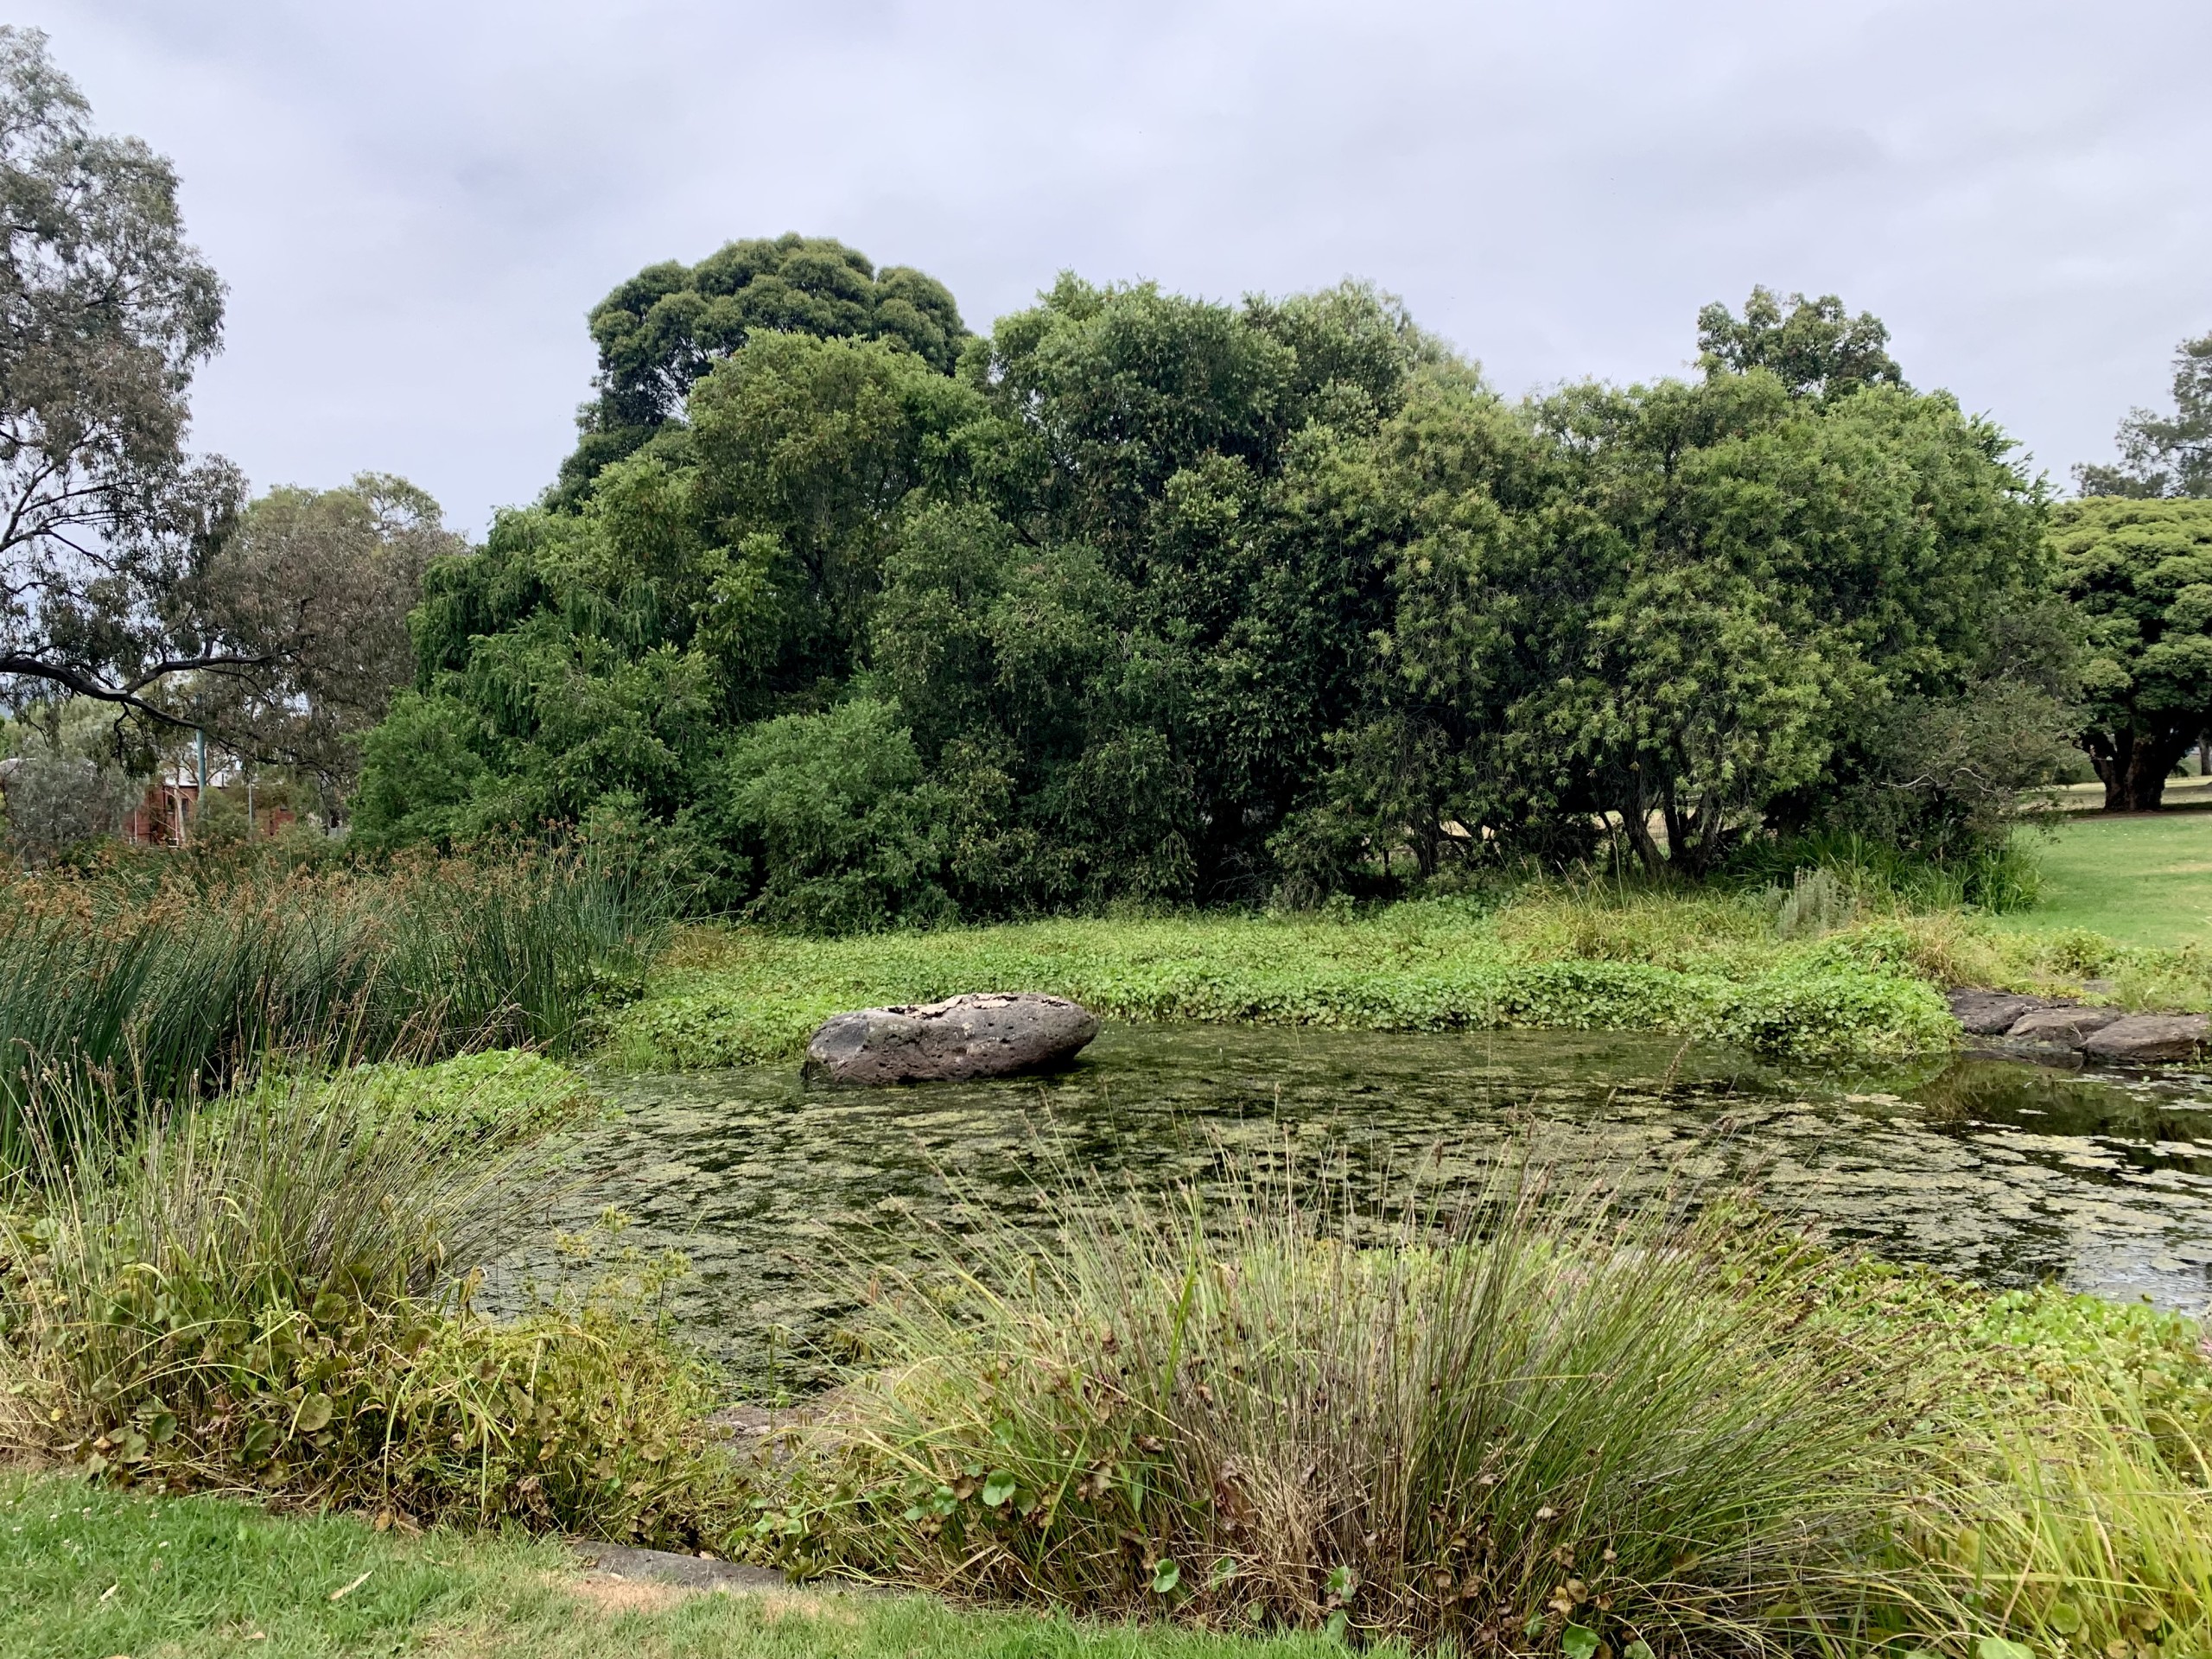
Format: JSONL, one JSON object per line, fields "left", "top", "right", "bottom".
{"left": 0, "top": 1058, "right": 748, "bottom": 1544}
{"left": 714, "top": 699, "right": 959, "bottom": 931}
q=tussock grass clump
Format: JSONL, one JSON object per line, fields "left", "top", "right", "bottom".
{"left": 0, "top": 850, "right": 666, "bottom": 1161}
{"left": 763, "top": 1165, "right": 1915, "bottom": 1652}
{"left": 0, "top": 1060, "right": 747, "bottom": 1545}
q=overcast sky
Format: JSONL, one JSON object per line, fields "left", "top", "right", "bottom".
{"left": 17, "top": 0, "right": 2211, "bottom": 535}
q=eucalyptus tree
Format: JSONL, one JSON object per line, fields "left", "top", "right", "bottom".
{"left": 0, "top": 27, "right": 254, "bottom": 723}
{"left": 2076, "top": 332, "right": 2212, "bottom": 499}
{"left": 195, "top": 474, "right": 463, "bottom": 805}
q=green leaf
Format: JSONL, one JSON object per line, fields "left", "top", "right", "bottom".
{"left": 1151, "top": 1559, "right": 1180, "bottom": 1595}
{"left": 1206, "top": 1556, "right": 1239, "bottom": 1590}
{"left": 295, "top": 1394, "right": 334, "bottom": 1433}
{"left": 981, "top": 1470, "right": 1016, "bottom": 1508}
{"left": 1325, "top": 1563, "right": 1359, "bottom": 1603}
{"left": 1564, "top": 1624, "right": 1601, "bottom": 1659}
{"left": 2047, "top": 1605, "right": 2083, "bottom": 1637}
{"left": 1624, "top": 1643, "right": 1655, "bottom": 1659}
{"left": 1325, "top": 1611, "right": 1350, "bottom": 1644}
{"left": 1977, "top": 1639, "right": 2033, "bottom": 1659}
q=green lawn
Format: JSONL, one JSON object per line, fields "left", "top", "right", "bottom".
{"left": 0, "top": 1469, "right": 1332, "bottom": 1659}
{"left": 2012, "top": 810, "right": 2212, "bottom": 948}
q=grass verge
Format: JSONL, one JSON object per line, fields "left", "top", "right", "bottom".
{"left": 0, "top": 1468, "right": 1342, "bottom": 1659}
{"left": 1994, "top": 811, "right": 2212, "bottom": 949}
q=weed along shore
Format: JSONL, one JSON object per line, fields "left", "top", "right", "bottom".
{"left": 602, "top": 880, "right": 2212, "bottom": 1071}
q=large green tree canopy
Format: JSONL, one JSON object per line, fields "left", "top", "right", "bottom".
{"left": 553, "top": 234, "right": 969, "bottom": 507}
{"left": 2050, "top": 496, "right": 2212, "bottom": 810}
{"left": 358, "top": 258, "right": 2056, "bottom": 923}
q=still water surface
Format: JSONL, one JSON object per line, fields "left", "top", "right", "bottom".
{"left": 498, "top": 1024, "right": 2212, "bottom": 1387}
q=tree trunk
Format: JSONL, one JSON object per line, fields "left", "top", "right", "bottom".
{"left": 2088, "top": 726, "right": 2193, "bottom": 811}
{"left": 1619, "top": 789, "right": 1665, "bottom": 879}
{"left": 2120, "top": 736, "right": 2190, "bottom": 811}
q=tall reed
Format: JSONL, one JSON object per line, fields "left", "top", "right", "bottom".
{"left": 765, "top": 1160, "right": 1917, "bottom": 1653}
{"left": 0, "top": 851, "right": 667, "bottom": 1162}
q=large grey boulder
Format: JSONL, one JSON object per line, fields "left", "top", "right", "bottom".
{"left": 804, "top": 992, "right": 1101, "bottom": 1084}
{"left": 2082, "top": 1014, "right": 2210, "bottom": 1064}
{"left": 1947, "top": 989, "right": 2054, "bottom": 1036}
{"left": 2007, "top": 1005, "right": 2123, "bottom": 1044}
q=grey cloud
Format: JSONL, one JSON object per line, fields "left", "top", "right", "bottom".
{"left": 18, "top": 0, "right": 2209, "bottom": 531}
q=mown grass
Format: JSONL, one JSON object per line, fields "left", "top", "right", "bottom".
{"left": 1995, "top": 810, "right": 2212, "bottom": 949}
{"left": 0, "top": 1470, "right": 1344, "bottom": 1659}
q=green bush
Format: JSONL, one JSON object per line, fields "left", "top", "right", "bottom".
{"left": 714, "top": 699, "right": 959, "bottom": 932}
{"left": 0, "top": 1063, "right": 747, "bottom": 1544}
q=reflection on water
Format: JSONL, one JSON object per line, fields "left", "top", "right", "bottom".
{"left": 489, "top": 1025, "right": 2212, "bottom": 1386}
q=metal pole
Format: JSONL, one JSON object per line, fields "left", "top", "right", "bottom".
{"left": 194, "top": 728, "right": 207, "bottom": 845}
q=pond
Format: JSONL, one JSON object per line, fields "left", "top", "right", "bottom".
{"left": 496, "top": 1024, "right": 2212, "bottom": 1389}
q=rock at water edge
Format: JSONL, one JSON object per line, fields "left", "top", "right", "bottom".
{"left": 1947, "top": 989, "right": 2054, "bottom": 1036}
{"left": 2082, "top": 1014, "right": 2210, "bottom": 1064}
{"left": 804, "top": 992, "right": 1102, "bottom": 1084}
{"left": 2006, "top": 1006, "right": 2123, "bottom": 1045}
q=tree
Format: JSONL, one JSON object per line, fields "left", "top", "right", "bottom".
{"left": 2050, "top": 496, "right": 2212, "bottom": 810}
{"left": 1694, "top": 287, "right": 1904, "bottom": 400}
{"left": 0, "top": 695, "right": 137, "bottom": 862}
{"left": 361, "top": 327, "right": 987, "bottom": 852}
{"left": 2075, "top": 332, "right": 2212, "bottom": 499}
{"left": 1332, "top": 302, "right": 2043, "bottom": 880}
{"left": 194, "top": 474, "right": 462, "bottom": 807}
{"left": 553, "top": 234, "right": 968, "bottom": 505}
{"left": 360, "top": 264, "right": 2053, "bottom": 916}
{"left": 0, "top": 27, "right": 253, "bottom": 723}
